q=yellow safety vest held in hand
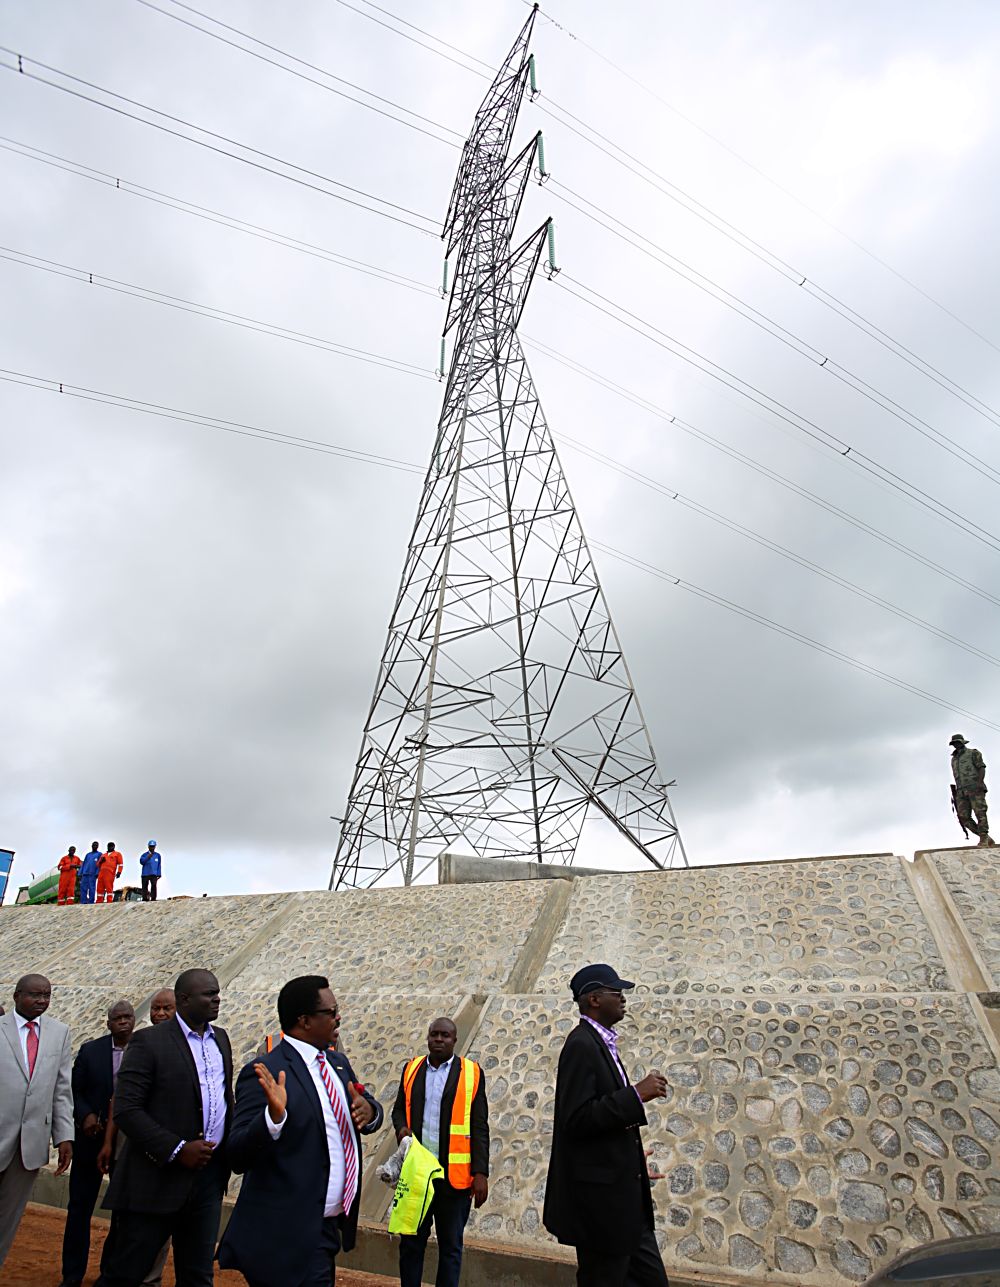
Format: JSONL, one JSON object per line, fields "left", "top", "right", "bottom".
{"left": 402, "top": 1055, "right": 481, "bottom": 1190}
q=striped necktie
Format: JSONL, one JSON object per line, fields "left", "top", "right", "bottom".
{"left": 316, "top": 1051, "right": 358, "bottom": 1214}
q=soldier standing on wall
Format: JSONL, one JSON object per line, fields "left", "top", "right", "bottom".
{"left": 950, "top": 733, "right": 996, "bottom": 846}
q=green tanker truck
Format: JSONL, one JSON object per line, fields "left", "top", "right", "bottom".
{"left": 13, "top": 868, "right": 143, "bottom": 905}
{"left": 14, "top": 866, "right": 63, "bottom": 905}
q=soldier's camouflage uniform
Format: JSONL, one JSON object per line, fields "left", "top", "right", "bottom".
{"left": 952, "top": 743, "right": 990, "bottom": 841}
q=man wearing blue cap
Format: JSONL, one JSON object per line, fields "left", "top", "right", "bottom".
{"left": 140, "top": 842, "right": 161, "bottom": 902}
{"left": 543, "top": 963, "right": 669, "bottom": 1286}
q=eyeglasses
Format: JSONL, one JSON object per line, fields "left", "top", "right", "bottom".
{"left": 311, "top": 1008, "right": 340, "bottom": 1020}
{"left": 594, "top": 988, "right": 624, "bottom": 998}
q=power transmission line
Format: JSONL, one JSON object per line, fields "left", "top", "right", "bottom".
{"left": 0, "top": 246, "right": 435, "bottom": 378}
{"left": 0, "top": 136, "right": 438, "bottom": 297}
{"left": 559, "top": 432, "right": 1000, "bottom": 670}
{"left": 531, "top": 0, "right": 1000, "bottom": 358}
{"left": 0, "top": 50, "right": 438, "bottom": 235}
{"left": 522, "top": 334, "right": 1000, "bottom": 611}
{"left": 96, "top": 0, "right": 1000, "bottom": 463}
{"left": 337, "top": 0, "right": 1000, "bottom": 376}
{"left": 550, "top": 179, "right": 1000, "bottom": 441}
{"left": 134, "top": 0, "right": 462, "bottom": 148}
{"left": 8, "top": 364, "right": 998, "bottom": 737}
{"left": 593, "top": 543, "right": 1000, "bottom": 736}
{"left": 556, "top": 273, "right": 1000, "bottom": 555}
{"left": 0, "top": 368, "right": 426, "bottom": 473}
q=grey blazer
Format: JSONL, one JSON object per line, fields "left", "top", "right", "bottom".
{"left": 0, "top": 1010, "right": 74, "bottom": 1171}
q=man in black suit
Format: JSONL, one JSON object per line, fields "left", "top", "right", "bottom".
{"left": 543, "top": 964, "right": 669, "bottom": 1287}
{"left": 217, "top": 975, "right": 383, "bottom": 1286}
{"left": 391, "top": 1016, "right": 489, "bottom": 1287}
{"left": 94, "top": 968, "right": 233, "bottom": 1287}
{"left": 59, "top": 999, "right": 136, "bottom": 1287}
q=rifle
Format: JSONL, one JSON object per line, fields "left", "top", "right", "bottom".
{"left": 951, "top": 784, "right": 970, "bottom": 840}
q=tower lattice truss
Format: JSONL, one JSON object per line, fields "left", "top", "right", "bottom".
{"left": 331, "top": 9, "right": 686, "bottom": 889}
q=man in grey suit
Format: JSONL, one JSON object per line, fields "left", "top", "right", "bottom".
{"left": 0, "top": 973, "right": 74, "bottom": 1269}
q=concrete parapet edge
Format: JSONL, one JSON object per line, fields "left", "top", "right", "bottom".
{"left": 906, "top": 852, "right": 994, "bottom": 992}
{"left": 26, "top": 1171, "right": 775, "bottom": 1287}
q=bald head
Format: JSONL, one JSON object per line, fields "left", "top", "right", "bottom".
{"left": 107, "top": 999, "right": 136, "bottom": 1046}
{"left": 149, "top": 989, "right": 176, "bottom": 1024}
{"left": 13, "top": 974, "right": 51, "bottom": 1021}
{"left": 426, "top": 1016, "right": 458, "bottom": 1067}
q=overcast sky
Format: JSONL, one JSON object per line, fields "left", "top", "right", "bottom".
{"left": 3, "top": 0, "right": 1000, "bottom": 898}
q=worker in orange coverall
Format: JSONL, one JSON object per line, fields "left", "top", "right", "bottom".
{"left": 96, "top": 842, "right": 124, "bottom": 904}
{"left": 57, "top": 846, "right": 81, "bottom": 904}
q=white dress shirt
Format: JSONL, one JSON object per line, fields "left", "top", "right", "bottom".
{"left": 15, "top": 1011, "right": 40, "bottom": 1074}
{"left": 175, "top": 1013, "right": 228, "bottom": 1145}
{"left": 265, "top": 1034, "right": 348, "bottom": 1217}
{"left": 421, "top": 1055, "right": 454, "bottom": 1160}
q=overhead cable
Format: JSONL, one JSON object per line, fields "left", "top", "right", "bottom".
{"left": 339, "top": 0, "right": 1000, "bottom": 375}
{"left": 134, "top": 0, "right": 461, "bottom": 148}
{"left": 522, "top": 334, "right": 1000, "bottom": 611}
{"left": 531, "top": 0, "right": 1000, "bottom": 358}
{"left": 550, "top": 180, "right": 1000, "bottom": 441}
{"left": 556, "top": 273, "right": 1000, "bottom": 554}
{"left": 592, "top": 542, "right": 1000, "bottom": 736}
{"left": 0, "top": 246, "right": 435, "bottom": 378}
{"left": 0, "top": 368, "right": 426, "bottom": 473}
{"left": 560, "top": 432, "right": 1000, "bottom": 670}
{"left": 0, "top": 50, "right": 438, "bottom": 235}
{"left": 0, "top": 137, "right": 438, "bottom": 296}
{"left": 9, "top": 365, "right": 997, "bottom": 735}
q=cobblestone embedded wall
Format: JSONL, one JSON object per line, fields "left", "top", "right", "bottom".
{"left": 5, "top": 850, "right": 1000, "bottom": 1285}
{"left": 467, "top": 993, "right": 1000, "bottom": 1282}
{"left": 37, "top": 893, "right": 291, "bottom": 995}
{"left": 932, "top": 849, "right": 1000, "bottom": 987}
{"left": 229, "top": 882, "right": 550, "bottom": 994}
{"left": 0, "top": 904, "right": 102, "bottom": 982}
{"left": 538, "top": 858, "right": 950, "bottom": 995}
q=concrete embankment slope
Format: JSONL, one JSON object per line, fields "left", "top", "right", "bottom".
{"left": 4, "top": 846, "right": 999, "bottom": 1286}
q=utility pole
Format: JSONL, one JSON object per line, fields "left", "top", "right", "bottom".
{"left": 330, "top": 6, "right": 686, "bottom": 889}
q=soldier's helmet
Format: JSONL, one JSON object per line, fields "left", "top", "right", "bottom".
{"left": 949, "top": 733, "right": 968, "bottom": 747}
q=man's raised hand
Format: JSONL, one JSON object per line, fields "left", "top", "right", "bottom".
{"left": 253, "top": 1062, "right": 287, "bottom": 1124}
{"left": 349, "top": 1083, "right": 374, "bottom": 1129}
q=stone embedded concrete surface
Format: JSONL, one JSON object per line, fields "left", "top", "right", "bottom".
{"left": 465, "top": 992, "right": 1000, "bottom": 1282}
{"left": 4, "top": 849, "right": 1000, "bottom": 1285}
{"left": 228, "top": 881, "right": 551, "bottom": 994}
{"left": 36, "top": 893, "right": 291, "bottom": 994}
{"left": 537, "top": 857, "right": 950, "bottom": 996}
{"left": 0, "top": 903, "right": 102, "bottom": 981}
{"left": 931, "top": 849, "right": 1000, "bottom": 988}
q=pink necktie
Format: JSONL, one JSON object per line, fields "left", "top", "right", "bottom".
{"left": 25, "top": 1021, "right": 38, "bottom": 1078}
{"left": 316, "top": 1051, "right": 358, "bottom": 1214}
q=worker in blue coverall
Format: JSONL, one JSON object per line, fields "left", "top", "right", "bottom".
{"left": 139, "top": 840, "right": 162, "bottom": 901}
{"left": 79, "top": 842, "right": 101, "bottom": 904}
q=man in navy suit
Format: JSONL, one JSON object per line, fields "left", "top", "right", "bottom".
{"left": 217, "top": 976, "right": 383, "bottom": 1287}
{"left": 59, "top": 998, "right": 135, "bottom": 1287}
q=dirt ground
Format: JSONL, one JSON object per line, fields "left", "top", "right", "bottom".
{"left": 2, "top": 1202, "right": 400, "bottom": 1285}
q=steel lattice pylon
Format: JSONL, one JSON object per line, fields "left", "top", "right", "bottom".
{"left": 329, "top": 8, "right": 687, "bottom": 889}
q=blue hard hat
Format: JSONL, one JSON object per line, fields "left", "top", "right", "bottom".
{"left": 148, "top": 840, "right": 157, "bottom": 847}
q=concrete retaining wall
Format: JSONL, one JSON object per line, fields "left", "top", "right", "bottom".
{"left": 4, "top": 845, "right": 1000, "bottom": 1285}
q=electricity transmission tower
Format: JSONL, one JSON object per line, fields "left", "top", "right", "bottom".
{"left": 330, "top": 7, "right": 686, "bottom": 890}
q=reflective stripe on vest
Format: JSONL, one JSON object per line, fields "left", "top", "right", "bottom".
{"left": 403, "top": 1055, "right": 481, "bottom": 1190}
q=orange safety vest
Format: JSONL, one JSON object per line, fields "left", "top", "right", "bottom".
{"left": 402, "top": 1055, "right": 481, "bottom": 1190}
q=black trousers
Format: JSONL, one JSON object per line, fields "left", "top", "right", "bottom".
{"left": 399, "top": 1181, "right": 472, "bottom": 1287}
{"left": 141, "top": 874, "right": 159, "bottom": 901}
{"left": 576, "top": 1229, "right": 669, "bottom": 1287}
{"left": 94, "top": 1154, "right": 225, "bottom": 1287}
{"left": 62, "top": 1133, "right": 104, "bottom": 1282}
